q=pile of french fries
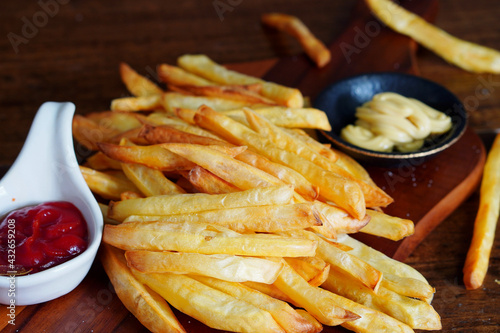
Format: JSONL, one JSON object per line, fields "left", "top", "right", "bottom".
{"left": 73, "top": 54, "right": 441, "bottom": 332}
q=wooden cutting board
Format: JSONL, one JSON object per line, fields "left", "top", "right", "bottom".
{"left": 0, "top": 0, "right": 486, "bottom": 332}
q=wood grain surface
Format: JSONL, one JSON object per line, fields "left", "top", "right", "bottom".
{"left": 1, "top": 0, "right": 500, "bottom": 332}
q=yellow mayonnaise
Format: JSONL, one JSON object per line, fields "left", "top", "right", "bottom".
{"left": 340, "top": 92, "right": 452, "bottom": 152}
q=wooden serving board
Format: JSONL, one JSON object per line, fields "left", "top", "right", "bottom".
{"left": 0, "top": 0, "right": 486, "bottom": 332}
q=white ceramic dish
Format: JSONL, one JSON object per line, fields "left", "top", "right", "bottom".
{"left": 0, "top": 102, "right": 103, "bottom": 305}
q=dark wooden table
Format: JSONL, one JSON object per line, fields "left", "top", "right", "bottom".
{"left": 1, "top": 1, "right": 500, "bottom": 332}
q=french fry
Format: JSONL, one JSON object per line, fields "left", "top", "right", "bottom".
{"left": 98, "top": 142, "right": 195, "bottom": 172}
{"left": 177, "top": 54, "right": 304, "bottom": 107}
{"left": 283, "top": 229, "right": 383, "bottom": 291}
{"left": 271, "top": 259, "right": 360, "bottom": 326}
{"left": 100, "top": 244, "right": 186, "bottom": 333}
{"left": 284, "top": 256, "right": 330, "bottom": 287}
{"left": 107, "top": 184, "right": 295, "bottom": 221}
{"left": 463, "top": 133, "right": 500, "bottom": 289}
{"left": 133, "top": 271, "right": 286, "bottom": 333}
{"left": 122, "top": 202, "right": 322, "bottom": 234}
{"left": 80, "top": 165, "right": 140, "bottom": 200}
{"left": 85, "top": 151, "right": 123, "bottom": 170}
{"left": 119, "top": 62, "right": 163, "bottom": 97}
{"left": 120, "top": 190, "right": 144, "bottom": 200}
{"left": 193, "top": 106, "right": 366, "bottom": 219}
{"left": 360, "top": 209, "right": 415, "bottom": 241}
{"left": 72, "top": 114, "right": 121, "bottom": 151}
{"left": 188, "top": 166, "right": 241, "bottom": 194}
{"left": 322, "top": 266, "right": 441, "bottom": 330}
{"left": 157, "top": 63, "right": 215, "bottom": 86}
{"left": 192, "top": 275, "right": 322, "bottom": 333}
{"left": 163, "top": 143, "right": 284, "bottom": 191}
{"left": 261, "top": 13, "right": 331, "bottom": 68}
{"left": 145, "top": 112, "right": 222, "bottom": 140}
{"left": 169, "top": 84, "right": 278, "bottom": 106}
{"left": 85, "top": 110, "right": 144, "bottom": 132}
{"left": 312, "top": 201, "right": 370, "bottom": 235}
{"left": 222, "top": 106, "right": 332, "bottom": 131}
{"left": 380, "top": 274, "right": 435, "bottom": 303}
{"left": 162, "top": 92, "right": 265, "bottom": 112}
{"left": 365, "top": 0, "right": 500, "bottom": 73}
{"left": 104, "top": 221, "right": 317, "bottom": 257}
{"left": 126, "top": 251, "right": 284, "bottom": 284}
{"left": 111, "top": 95, "right": 163, "bottom": 112}
{"left": 140, "top": 123, "right": 227, "bottom": 146}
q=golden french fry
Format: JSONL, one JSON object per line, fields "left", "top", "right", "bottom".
{"left": 271, "top": 259, "right": 359, "bottom": 326}
{"left": 283, "top": 230, "right": 383, "bottom": 291}
{"left": 126, "top": 251, "right": 284, "bottom": 284}
{"left": 295, "top": 309, "right": 323, "bottom": 333}
{"left": 85, "top": 151, "right": 123, "bottom": 170}
{"left": 98, "top": 142, "right": 195, "bottom": 172}
{"left": 104, "top": 221, "right": 317, "bottom": 257}
{"left": 380, "top": 274, "right": 435, "bottom": 303}
{"left": 107, "top": 184, "right": 295, "bottom": 221}
{"left": 322, "top": 266, "right": 441, "bottom": 330}
{"left": 223, "top": 106, "right": 332, "bottom": 131}
{"left": 72, "top": 114, "right": 121, "bottom": 151}
{"left": 464, "top": 133, "right": 500, "bottom": 289}
{"left": 157, "top": 63, "right": 215, "bottom": 86}
{"left": 123, "top": 202, "right": 322, "bottom": 234}
{"left": 177, "top": 54, "right": 304, "bottom": 107}
{"left": 161, "top": 92, "right": 264, "bottom": 112}
{"left": 192, "top": 275, "right": 322, "bottom": 333}
{"left": 285, "top": 257, "right": 330, "bottom": 287}
{"left": 145, "top": 112, "right": 224, "bottom": 140}
{"left": 188, "top": 166, "right": 241, "bottom": 194}
{"left": 163, "top": 143, "right": 284, "bottom": 191}
{"left": 312, "top": 201, "right": 370, "bottom": 236}
{"left": 123, "top": 162, "right": 186, "bottom": 196}
{"left": 360, "top": 209, "right": 415, "bottom": 241}
{"left": 80, "top": 165, "right": 140, "bottom": 200}
{"left": 365, "top": 0, "right": 500, "bottom": 73}
{"left": 120, "top": 190, "right": 144, "bottom": 200}
{"left": 194, "top": 106, "right": 365, "bottom": 219}
{"left": 119, "top": 62, "right": 163, "bottom": 97}
{"left": 111, "top": 95, "right": 163, "bottom": 112}
{"left": 338, "top": 234, "right": 431, "bottom": 286}
{"left": 261, "top": 13, "right": 331, "bottom": 68}
{"left": 133, "top": 271, "right": 285, "bottom": 333}
{"left": 98, "top": 203, "right": 120, "bottom": 225}
{"left": 85, "top": 110, "right": 144, "bottom": 132}
{"left": 100, "top": 244, "right": 186, "bottom": 333}
{"left": 169, "top": 84, "right": 278, "bottom": 106}
{"left": 242, "top": 281, "right": 295, "bottom": 305}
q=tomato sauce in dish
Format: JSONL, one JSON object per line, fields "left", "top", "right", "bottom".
{"left": 0, "top": 201, "right": 88, "bottom": 275}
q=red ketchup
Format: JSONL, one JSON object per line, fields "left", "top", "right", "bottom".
{"left": 0, "top": 201, "right": 88, "bottom": 275}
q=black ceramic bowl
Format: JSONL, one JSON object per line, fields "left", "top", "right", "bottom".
{"left": 314, "top": 72, "right": 468, "bottom": 167}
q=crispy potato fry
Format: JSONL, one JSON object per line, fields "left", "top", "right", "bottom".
{"left": 145, "top": 112, "right": 223, "bottom": 140}
{"left": 194, "top": 106, "right": 365, "bottom": 219}
{"left": 111, "top": 95, "right": 163, "bottom": 112}
{"left": 177, "top": 54, "right": 304, "bottom": 107}
{"left": 98, "top": 142, "right": 195, "bottom": 172}
{"left": 360, "top": 210, "right": 415, "bottom": 241}
{"left": 464, "top": 133, "right": 500, "bottom": 289}
{"left": 107, "top": 184, "right": 295, "bottom": 221}
{"left": 312, "top": 201, "right": 370, "bottom": 236}
{"left": 283, "top": 230, "right": 383, "bottom": 291}
{"left": 271, "top": 259, "right": 359, "bottom": 326}
{"left": 85, "top": 151, "right": 123, "bottom": 170}
{"left": 126, "top": 251, "right": 284, "bottom": 284}
{"left": 161, "top": 92, "right": 266, "bottom": 112}
{"left": 285, "top": 257, "right": 330, "bottom": 287}
{"left": 192, "top": 275, "right": 322, "bottom": 333}
{"left": 338, "top": 234, "right": 431, "bottom": 286}
{"left": 123, "top": 202, "right": 322, "bottom": 234}
{"left": 242, "top": 281, "right": 295, "bottom": 304}
{"left": 99, "top": 203, "right": 120, "bottom": 225}
{"left": 133, "top": 271, "right": 286, "bottom": 333}
{"left": 140, "top": 123, "right": 226, "bottom": 146}
{"left": 157, "top": 63, "right": 215, "bottom": 86}
{"left": 365, "top": 0, "right": 500, "bottom": 73}
{"left": 163, "top": 143, "right": 284, "bottom": 191}
{"left": 120, "top": 190, "right": 144, "bottom": 200}
{"left": 104, "top": 220, "right": 317, "bottom": 257}
{"left": 169, "top": 84, "right": 278, "bottom": 106}
{"left": 380, "top": 274, "right": 435, "bottom": 303}
{"left": 187, "top": 166, "right": 241, "bottom": 194}
{"left": 120, "top": 62, "right": 163, "bottom": 97}
{"left": 80, "top": 165, "right": 140, "bottom": 200}
{"left": 322, "top": 266, "right": 441, "bottom": 330}
{"left": 261, "top": 13, "right": 331, "bottom": 68}
{"left": 295, "top": 309, "right": 323, "bottom": 333}
{"left": 100, "top": 244, "right": 186, "bottom": 333}
{"left": 85, "top": 110, "right": 144, "bottom": 132}
{"left": 72, "top": 114, "right": 121, "bottom": 151}
{"left": 223, "top": 106, "right": 332, "bottom": 131}
{"left": 244, "top": 108, "right": 392, "bottom": 208}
